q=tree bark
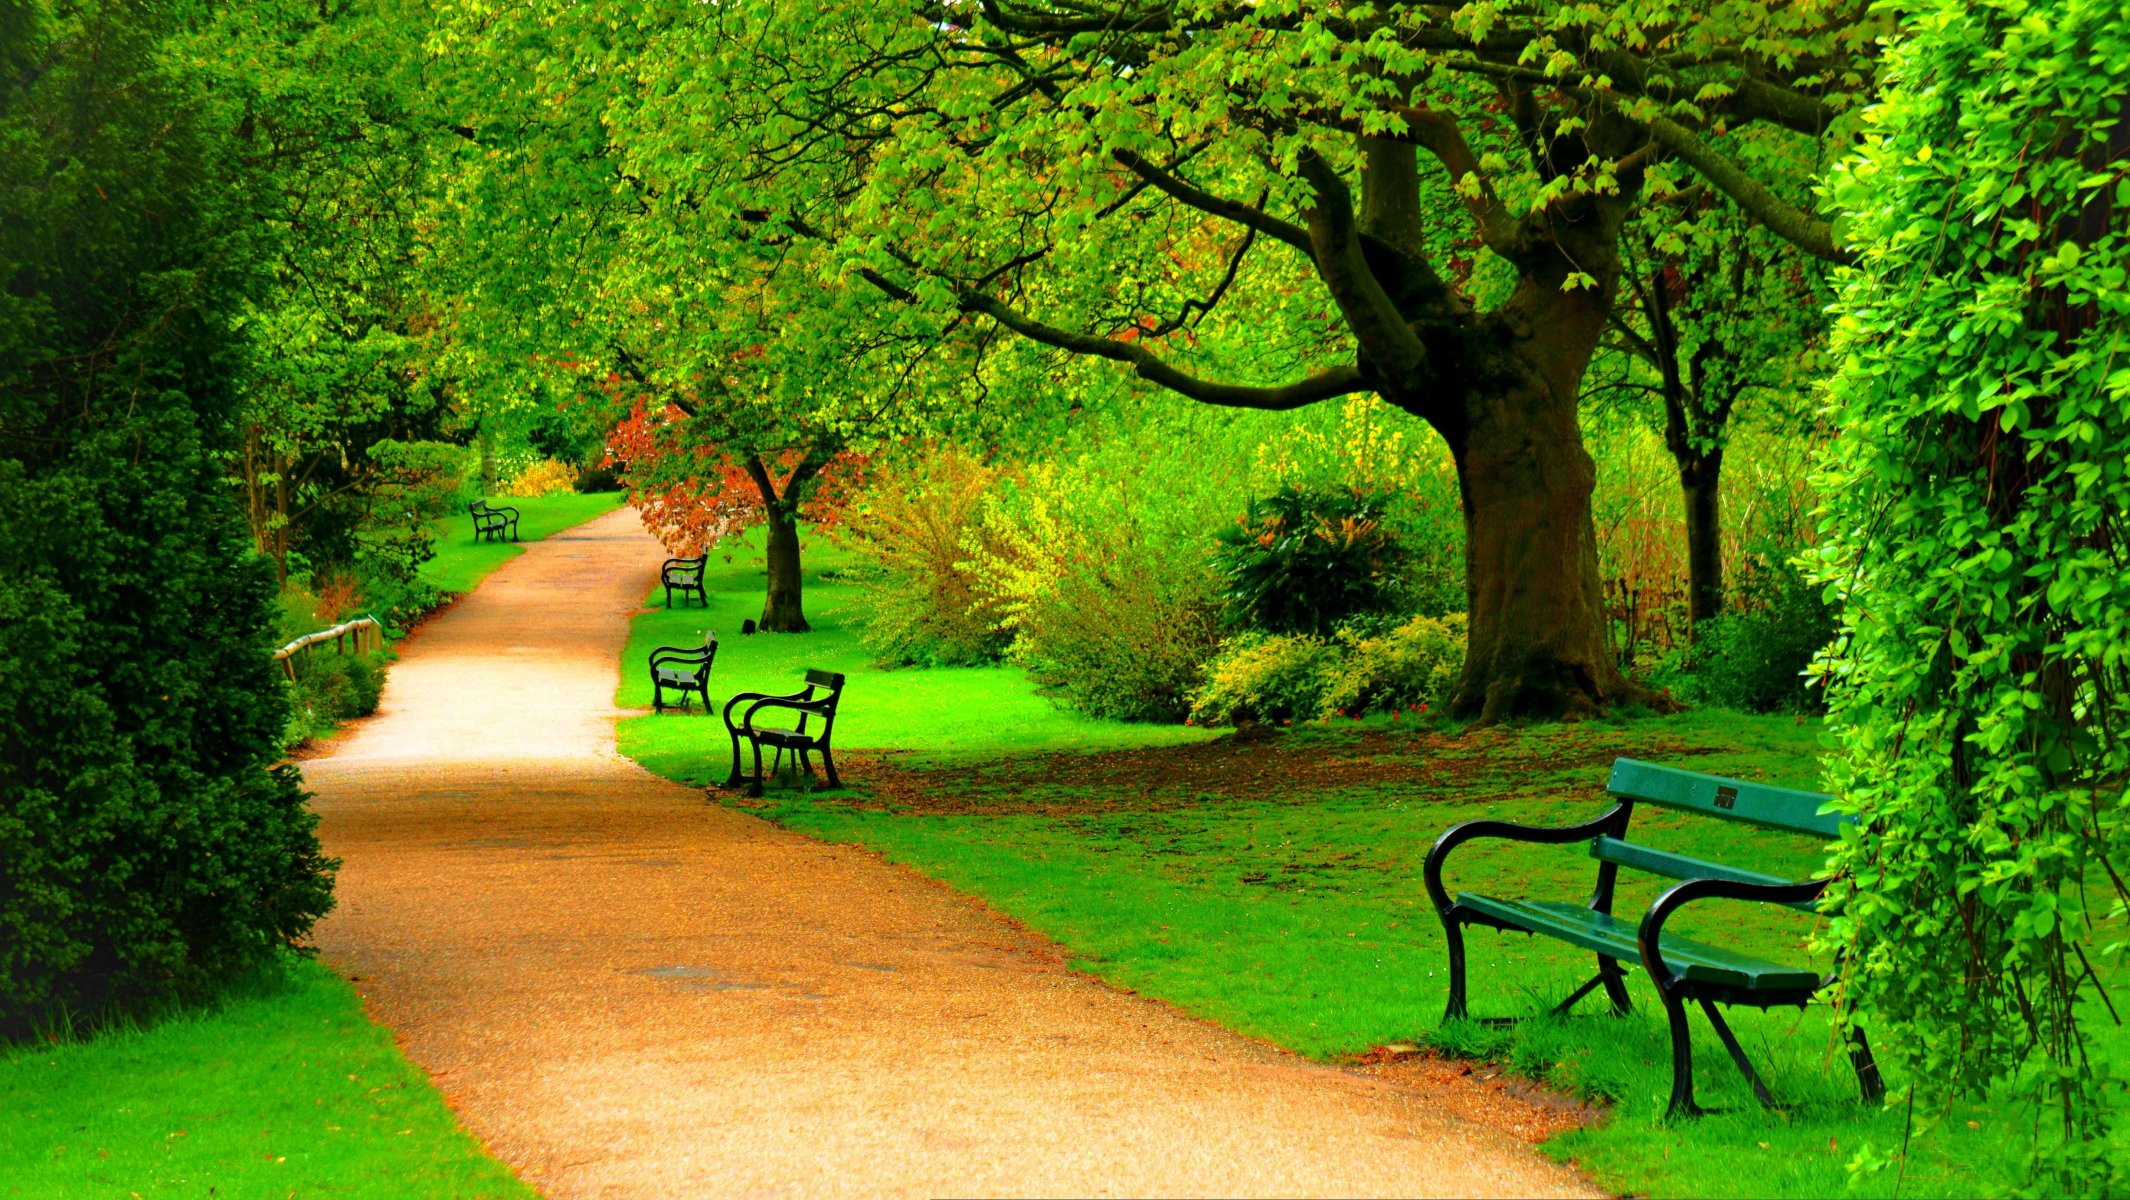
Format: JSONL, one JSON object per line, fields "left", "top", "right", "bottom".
{"left": 1449, "top": 372, "right": 1633, "bottom": 722}
{"left": 758, "top": 508, "right": 809, "bottom": 633}
{"left": 1679, "top": 448, "right": 1725, "bottom": 630}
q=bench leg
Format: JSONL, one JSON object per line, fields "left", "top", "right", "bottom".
{"left": 1701, "top": 998, "right": 1779, "bottom": 1111}
{"left": 1849, "top": 1026, "right": 1886, "bottom": 1104}
{"left": 1441, "top": 914, "right": 1471, "bottom": 1022}
{"left": 1660, "top": 984, "right": 1703, "bottom": 1119}
{"left": 722, "top": 726, "right": 746, "bottom": 789}
{"left": 818, "top": 745, "right": 840, "bottom": 789}
{"left": 1599, "top": 956, "right": 1633, "bottom": 1016}
{"left": 748, "top": 740, "right": 766, "bottom": 798}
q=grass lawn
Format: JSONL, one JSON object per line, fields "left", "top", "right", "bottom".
{"left": 615, "top": 530, "right": 1211, "bottom": 783}
{"left": 0, "top": 956, "right": 529, "bottom": 1199}
{"left": 420, "top": 490, "right": 626, "bottom": 597}
{"left": 612, "top": 543, "right": 2127, "bottom": 1198}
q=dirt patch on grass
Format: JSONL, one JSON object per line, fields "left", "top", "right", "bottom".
{"left": 842, "top": 724, "right": 1727, "bottom": 817}
{"left": 1352, "top": 1048, "right": 1605, "bottom": 1144}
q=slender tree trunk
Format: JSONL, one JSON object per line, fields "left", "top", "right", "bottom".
{"left": 478, "top": 423, "right": 498, "bottom": 495}
{"left": 1449, "top": 375, "right": 1633, "bottom": 721}
{"left": 1679, "top": 448, "right": 1724, "bottom": 631}
{"left": 759, "top": 508, "right": 808, "bottom": 632}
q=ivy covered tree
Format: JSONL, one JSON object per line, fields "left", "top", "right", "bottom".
{"left": 483, "top": 0, "right": 1890, "bottom": 719}
{"left": 0, "top": 0, "right": 335, "bottom": 1025}
{"left": 1812, "top": 0, "right": 2130, "bottom": 1186}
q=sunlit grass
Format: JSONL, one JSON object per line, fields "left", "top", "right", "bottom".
{"left": 615, "top": 530, "right": 1211, "bottom": 783}
{"left": 0, "top": 956, "right": 529, "bottom": 1200}
{"left": 420, "top": 490, "right": 625, "bottom": 597}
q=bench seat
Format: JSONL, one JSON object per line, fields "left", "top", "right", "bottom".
{"left": 1455, "top": 893, "right": 1820, "bottom": 992}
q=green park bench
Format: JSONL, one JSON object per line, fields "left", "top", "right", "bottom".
{"left": 467, "top": 497, "right": 519, "bottom": 543}
{"left": 1424, "top": 757, "right": 1886, "bottom": 1117}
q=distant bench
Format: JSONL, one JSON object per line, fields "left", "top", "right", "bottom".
{"left": 468, "top": 498, "right": 519, "bottom": 543}
{"left": 1424, "top": 757, "right": 1885, "bottom": 1117}
{"left": 649, "top": 632, "right": 716, "bottom": 713}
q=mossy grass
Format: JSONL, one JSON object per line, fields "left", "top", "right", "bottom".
{"left": 0, "top": 954, "right": 530, "bottom": 1199}
{"left": 419, "top": 490, "right": 626, "bottom": 598}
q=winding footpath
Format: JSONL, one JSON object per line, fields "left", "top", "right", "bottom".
{"left": 304, "top": 506, "right": 1595, "bottom": 1199}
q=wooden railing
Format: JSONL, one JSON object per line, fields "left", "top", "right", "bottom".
{"left": 273, "top": 616, "right": 385, "bottom": 681}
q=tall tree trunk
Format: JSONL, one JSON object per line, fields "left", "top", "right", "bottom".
{"left": 1679, "top": 448, "right": 1724, "bottom": 630}
{"left": 758, "top": 507, "right": 808, "bottom": 632}
{"left": 1449, "top": 375, "right": 1632, "bottom": 722}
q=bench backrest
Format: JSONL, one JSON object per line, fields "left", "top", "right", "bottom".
{"left": 1605, "top": 758, "right": 1841, "bottom": 839}
{"left": 803, "top": 668, "right": 845, "bottom": 723}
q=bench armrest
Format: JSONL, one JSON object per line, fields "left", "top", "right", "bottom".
{"left": 662, "top": 556, "right": 704, "bottom": 570}
{"left": 723, "top": 688, "right": 808, "bottom": 729}
{"left": 487, "top": 503, "right": 519, "bottom": 518}
{"left": 1635, "top": 875, "right": 1831, "bottom": 985}
{"left": 1423, "top": 805, "right": 1630, "bottom": 915}
{"left": 648, "top": 644, "right": 712, "bottom": 667}
{"left": 741, "top": 694, "right": 832, "bottom": 733}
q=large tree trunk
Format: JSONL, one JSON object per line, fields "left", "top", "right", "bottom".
{"left": 758, "top": 508, "right": 809, "bottom": 633}
{"left": 1679, "top": 448, "right": 1724, "bottom": 631}
{"left": 1449, "top": 374, "right": 1634, "bottom": 722}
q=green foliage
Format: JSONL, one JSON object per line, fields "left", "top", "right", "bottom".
{"left": 0, "top": 1, "right": 334, "bottom": 1027}
{"left": 1189, "top": 635, "right": 1343, "bottom": 725}
{"left": 1653, "top": 559, "right": 1832, "bottom": 714}
{"left": 1809, "top": 0, "right": 2130, "bottom": 1187}
{"left": 982, "top": 473, "right": 1224, "bottom": 723}
{"left": 840, "top": 446, "right": 1012, "bottom": 667}
{"left": 284, "top": 651, "right": 388, "bottom": 748}
{"left": 1213, "top": 485, "right": 1409, "bottom": 636}
{"left": 1318, "top": 613, "right": 1467, "bottom": 718}
{"left": 1192, "top": 613, "right": 1464, "bottom": 725}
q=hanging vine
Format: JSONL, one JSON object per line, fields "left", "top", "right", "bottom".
{"left": 1811, "top": 0, "right": 2130, "bottom": 1189}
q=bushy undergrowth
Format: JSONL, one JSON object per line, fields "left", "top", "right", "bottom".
{"left": 0, "top": 7, "right": 335, "bottom": 1030}
{"left": 1191, "top": 613, "right": 1465, "bottom": 725}
{"left": 982, "top": 462, "right": 1224, "bottom": 722}
{"left": 1212, "top": 484, "right": 1407, "bottom": 635}
{"left": 1651, "top": 557, "right": 1832, "bottom": 713}
{"left": 840, "top": 446, "right": 1012, "bottom": 667}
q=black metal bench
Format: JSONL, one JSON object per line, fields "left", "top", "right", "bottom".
{"left": 721, "top": 669, "right": 844, "bottom": 796}
{"left": 1424, "top": 757, "right": 1884, "bottom": 1117}
{"left": 468, "top": 498, "right": 519, "bottom": 543}
{"left": 662, "top": 553, "right": 707, "bottom": 608}
{"left": 648, "top": 632, "right": 717, "bottom": 713}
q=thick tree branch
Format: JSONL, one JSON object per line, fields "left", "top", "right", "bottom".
{"left": 1110, "top": 148, "right": 1313, "bottom": 255}
{"left": 1639, "top": 115, "right": 1851, "bottom": 264}
{"left": 962, "top": 292, "right": 1369, "bottom": 409}
{"left": 1295, "top": 148, "right": 1429, "bottom": 381}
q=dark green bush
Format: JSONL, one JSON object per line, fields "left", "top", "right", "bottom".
{"left": 0, "top": 4, "right": 335, "bottom": 1030}
{"left": 285, "top": 651, "right": 388, "bottom": 747}
{"left": 1653, "top": 560, "right": 1833, "bottom": 714}
{"left": 1213, "top": 484, "right": 1407, "bottom": 635}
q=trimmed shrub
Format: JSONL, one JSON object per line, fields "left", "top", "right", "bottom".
{"left": 502, "top": 457, "right": 577, "bottom": 498}
{"left": 0, "top": 5, "right": 334, "bottom": 1029}
{"left": 1189, "top": 635, "right": 1341, "bottom": 725}
{"left": 1213, "top": 484, "right": 1407, "bottom": 635}
{"left": 1192, "top": 613, "right": 1465, "bottom": 725}
{"left": 1319, "top": 613, "right": 1466, "bottom": 717}
{"left": 840, "top": 446, "right": 1011, "bottom": 667}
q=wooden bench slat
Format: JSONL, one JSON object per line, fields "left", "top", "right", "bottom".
{"left": 1456, "top": 893, "right": 1821, "bottom": 992}
{"left": 1587, "top": 837, "right": 1819, "bottom": 912}
{"left": 1606, "top": 758, "right": 1843, "bottom": 839}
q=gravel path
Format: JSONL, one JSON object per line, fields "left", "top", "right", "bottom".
{"left": 304, "top": 506, "right": 1597, "bottom": 1199}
